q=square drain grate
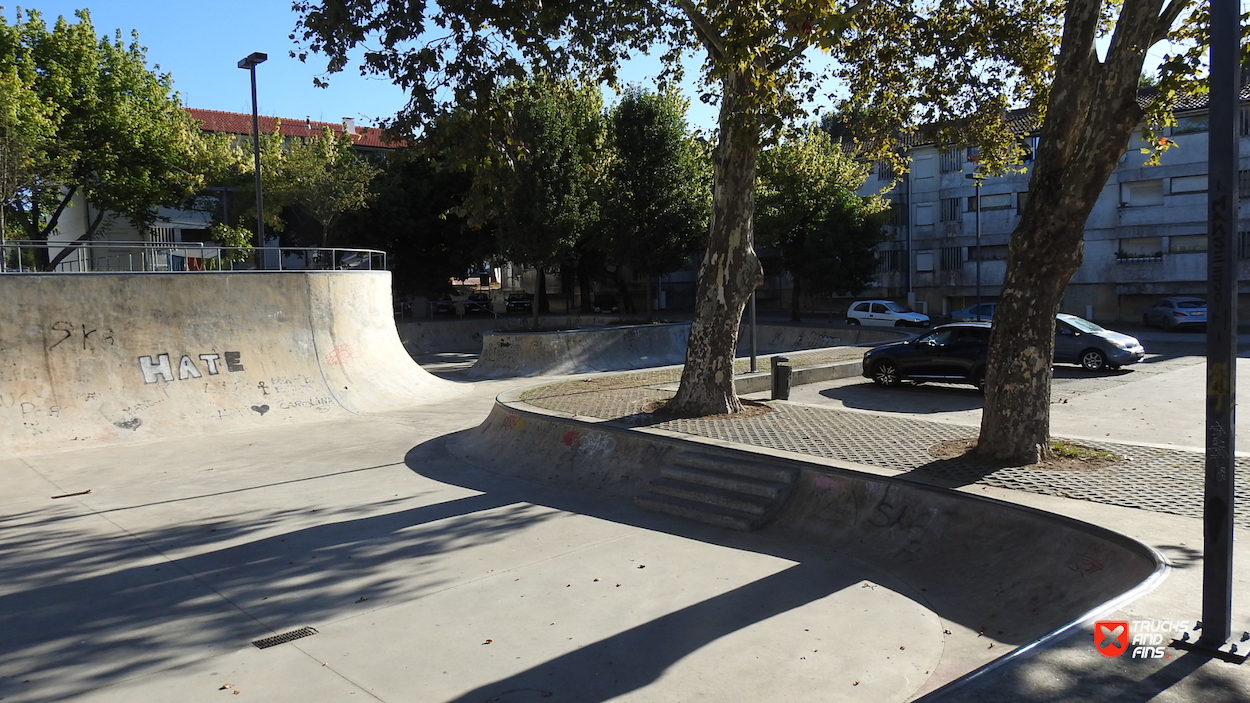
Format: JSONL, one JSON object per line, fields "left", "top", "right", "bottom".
{"left": 252, "top": 626, "right": 318, "bottom": 649}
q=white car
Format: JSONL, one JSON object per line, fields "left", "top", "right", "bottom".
{"left": 846, "top": 300, "right": 931, "bottom": 328}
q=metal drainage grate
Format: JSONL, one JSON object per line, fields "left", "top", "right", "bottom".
{"left": 252, "top": 626, "right": 318, "bottom": 650}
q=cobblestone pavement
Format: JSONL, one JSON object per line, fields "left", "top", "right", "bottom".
{"left": 518, "top": 348, "right": 1250, "bottom": 528}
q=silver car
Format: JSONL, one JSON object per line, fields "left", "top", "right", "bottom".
{"left": 1054, "top": 314, "right": 1145, "bottom": 371}
{"left": 950, "top": 302, "right": 998, "bottom": 322}
{"left": 1142, "top": 296, "right": 1206, "bottom": 330}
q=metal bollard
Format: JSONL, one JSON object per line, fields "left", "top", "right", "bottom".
{"left": 771, "top": 356, "right": 792, "bottom": 401}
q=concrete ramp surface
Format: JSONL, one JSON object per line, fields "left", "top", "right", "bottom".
{"left": 0, "top": 272, "right": 459, "bottom": 455}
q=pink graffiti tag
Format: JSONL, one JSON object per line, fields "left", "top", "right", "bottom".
{"left": 561, "top": 431, "right": 581, "bottom": 448}
{"left": 324, "top": 344, "right": 359, "bottom": 366}
{"left": 503, "top": 413, "right": 524, "bottom": 431}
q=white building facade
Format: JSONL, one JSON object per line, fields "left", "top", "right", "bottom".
{"left": 862, "top": 91, "right": 1250, "bottom": 323}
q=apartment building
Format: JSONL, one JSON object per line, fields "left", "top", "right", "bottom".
{"left": 862, "top": 88, "right": 1250, "bottom": 323}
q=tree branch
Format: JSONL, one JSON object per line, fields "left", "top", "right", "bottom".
{"left": 675, "top": 0, "right": 728, "bottom": 63}
{"left": 1152, "top": 0, "right": 1192, "bottom": 45}
{"left": 765, "top": 0, "right": 874, "bottom": 72}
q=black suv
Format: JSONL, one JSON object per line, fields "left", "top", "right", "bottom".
{"left": 862, "top": 322, "right": 990, "bottom": 390}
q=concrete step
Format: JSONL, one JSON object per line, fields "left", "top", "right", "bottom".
{"left": 633, "top": 493, "right": 759, "bottom": 531}
{"left": 674, "top": 452, "right": 797, "bottom": 485}
{"left": 646, "top": 477, "right": 775, "bottom": 515}
{"left": 659, "top": 465, "right": 789, "bottom": 500}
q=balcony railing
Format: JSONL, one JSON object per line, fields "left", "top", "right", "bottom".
{"left": 0, "top": 240, "right": 386, "bottom": 273}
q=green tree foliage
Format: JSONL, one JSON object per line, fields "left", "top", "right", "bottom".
{"left": 0, "top": 58, "right": 56, "bottom": 257}
{"left": 339, "top": 153, "right": 495, "bottom": 297}
{"left": 268, "top": 126, "right": 380, "bottom": 248}
{"left": 756, "top": 127, "right": 888, "bottom": 321}
{"left": 429, "top": 77, "right": 603, "bottom": 313}
{"left": 0, "top": 9, "right": 230, "bottom": 268}
{"left": 602, "top": 86, "right": 710, "bottom": 318}
{"left": 292, "top": 0, "right": 886, "bottom": 416}
{"left": 838, "top": 0, "right": 1249, "bottom": 463}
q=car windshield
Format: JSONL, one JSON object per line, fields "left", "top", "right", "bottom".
{"left": 884, "top": 302, "right": 912, "bottom": 313}
{"left": 1061, "top": 315, "right": 1105, "bottom": 333}
{"left": 1176, "top": 300, "right": 1205, "bottom": 309}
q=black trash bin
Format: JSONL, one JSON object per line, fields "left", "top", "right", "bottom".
{"left": 771, "top": 356, "right": 792, "bottom": 401}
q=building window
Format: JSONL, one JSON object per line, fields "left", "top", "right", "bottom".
{"left": 1020, "top": 136, "right": 1040, "bottom": 163}
{"left": 915, "top": 203, "right": 935, "bottom": 226}
{"left": 1118, "top": 236, "right": 1163, "bottom": 259}
{"left": 941, "top": 246, "right": 965, "bottom": 270}
{"left": 1017, "top": 191, "right": 1029, "bottom": 214}
{"left": 1171, "top": 175, "right": 1208, "bottom": 194}
{"left": 878, "top": 249, "right": 903, "bottom": 272}
{"left": 1239, "top": 231, "right": 1250, "bottom": 260}
{"left": 939, "top": 148, "right": 961, "bottom": 174}
{"left": 1240, "top": 169, "right": 1250, "bottom": 199}
{"left": 888, "top": 198, "right": 909, "bottom": 227}
{"left": 968, "top": 244, "right": 1010, "bottom": 261}
{"left": 1240, "top": 107, "right": 1250, "bottom": 137}
{"left": 966, "top": 145, "right": 981, "bottom": 163}
{"left": 1172, "top": 114, "right": 1209, "bottom": 135}
{"left": 916, "top": 251, "right": 934, "bottom": 272}
{"left": 940, "top": 198, "right": 961, "bottom": 223}
{"left": 967, "top": 193, "right": 1013, "bottom": 211}
{"left": 875, "top": 160, "right": 894, "bottom": 180}
{"left": 1170, "top": 234, "right": 1208, "bottom": 253}
{"left": 1120, "top": 179, "right": 1164, "bottom": 207}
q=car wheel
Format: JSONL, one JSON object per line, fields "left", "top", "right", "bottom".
{"left": 1080, "top": 349, "right": 1108, "bottom": 372}
{"left": 894, "top": 320, "right": 906, "bottom": 327}
{"left": 871, "top": 360, "right": 901, "bottom": 388}
{"left": 970, "top": 368, "right": 985, "bottom": 393}
{"left": 847, "top": 318, "right": 860, "bottom": 326}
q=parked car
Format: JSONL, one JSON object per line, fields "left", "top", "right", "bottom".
{"left": 1142, "top": 296, "right": 1207, "bottom": 330}
{"left": 846, "top": 300, "right": 930, "bottom": 328}
{"left": 949, "top": 302, "right": 998, "bottom": 322}
{"left": 464, "top": 292, "right": 493, "bottom": 314}
{"left": 592, "top": 294, "right": 620, "bottom": 314}
{"left": 1054, "top": 314, "right": 1145, "bottom": 370}
{"left": 430, "top": 293, "right": 457, "bottom": 316}
{"left": 862, "top": 322, "right": 991, "bottom": 390}
{"left": 504, "top": 292, "right": 534, "bottom": 314}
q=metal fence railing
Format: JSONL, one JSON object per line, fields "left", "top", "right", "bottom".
{"left": 0, "top": 240, "right": 387, "bottom": 273}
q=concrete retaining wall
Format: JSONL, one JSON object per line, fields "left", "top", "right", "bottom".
{"left": 0, "top": 272, "right": 459, "bottom": 456}
{"left": 466, "top": 322, "right": 906, "bottom": 378}
{"left": 449, "top": 393, "right": 1163, "bottom": 692}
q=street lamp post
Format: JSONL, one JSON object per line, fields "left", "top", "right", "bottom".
{"left": 238, "top": 52, "right": 268, "bottom": 262}
{"left": 965, "top": 173, "right": 982, "bottom": 319}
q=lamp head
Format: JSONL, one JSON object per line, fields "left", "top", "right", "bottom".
{"left": 237, "top": 52, "right": 268, "bottom": 69}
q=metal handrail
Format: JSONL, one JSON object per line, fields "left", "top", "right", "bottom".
{"left": 0, "top": 240, "right": 386, "bottom": 273}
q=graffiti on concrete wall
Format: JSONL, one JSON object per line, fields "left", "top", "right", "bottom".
{"left": 139, "top": 352, "right": 244, "bottom": 384}
{"left": 48, "top": 321, "right": 115, "bottom": 351}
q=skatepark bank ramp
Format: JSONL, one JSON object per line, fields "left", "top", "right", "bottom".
{"left": 0, "top": 272, "right": 459, "bottom": 456}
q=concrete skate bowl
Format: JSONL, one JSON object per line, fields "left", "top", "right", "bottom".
{"left": 0, "top": 272, "right": 460, "bottom": 457}
{"left": 465, "top": 322, "right": 907, "bottom": 378}
{"left": 443, "top": 395, "right": 1165, "bottom": 700}
{"left": 397, "top": 314, "right": 637, "bottom": 356}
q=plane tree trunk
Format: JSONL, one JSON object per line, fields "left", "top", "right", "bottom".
{"left": 976, "top": 0, "right": 1159, "bottom": 463}
{"left": 667, "top": 71, "right": 764, "bottom": 416}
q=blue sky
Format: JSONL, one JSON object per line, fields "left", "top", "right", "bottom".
{"left": 17, "top": 1, "right": 725, "bottom": 130}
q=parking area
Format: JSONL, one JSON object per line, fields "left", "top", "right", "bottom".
{"left": 754, "top": 331, "right": 1245, "bottom": 453}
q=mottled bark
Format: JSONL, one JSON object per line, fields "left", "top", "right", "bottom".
{"left": 976, "top": 0, "right": 1162, "bottom": 462}
{"left": 667, "top": 72, "right": 764, "bottom": 416}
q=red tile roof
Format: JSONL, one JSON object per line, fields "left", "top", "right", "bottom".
{"left": 185, "top": 108, "right": 399, "bottom": 149}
